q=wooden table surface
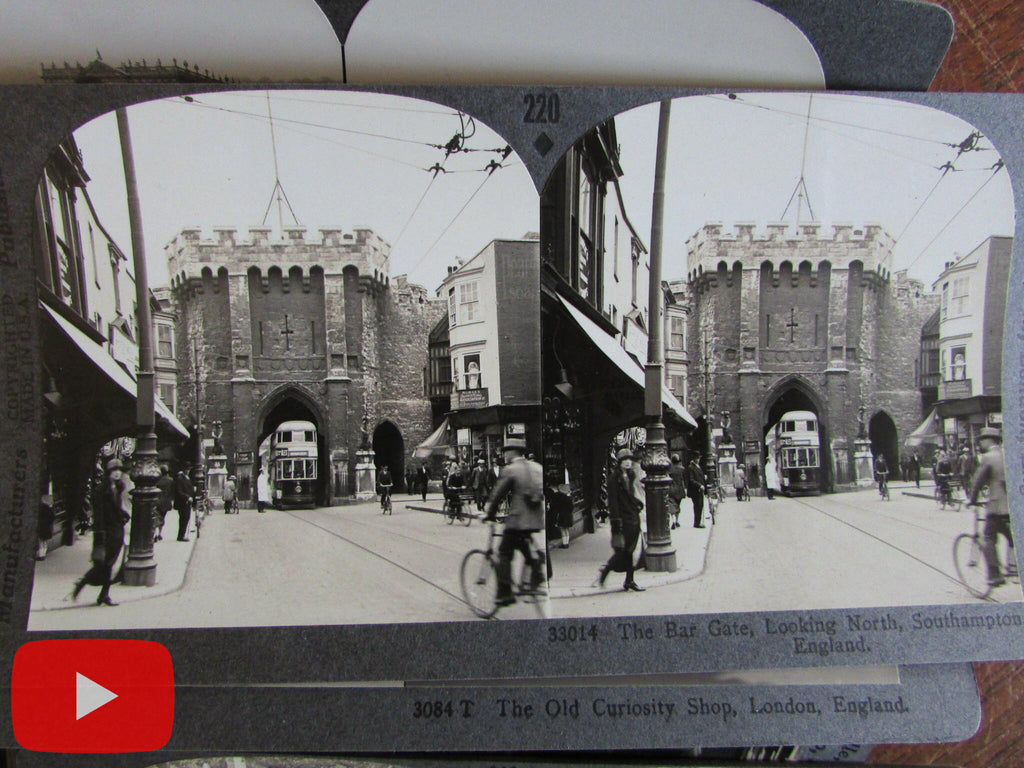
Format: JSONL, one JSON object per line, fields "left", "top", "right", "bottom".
{"left": 868, "top": 1, "right": 1022, "bottom": 765}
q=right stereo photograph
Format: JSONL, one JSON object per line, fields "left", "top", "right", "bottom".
{"left": 539, "top": 92, "right": 1018, "bottom": 619}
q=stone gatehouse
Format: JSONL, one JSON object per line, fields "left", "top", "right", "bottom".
{"left": 682, "top": 221, "right": 939, "bottom": 492}
{"left": 167, "top": 225, "right": 443, "bottom": 504}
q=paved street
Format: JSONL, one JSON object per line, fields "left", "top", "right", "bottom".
{"left": 557, "top": 482, "right": 1021, "bottom": 618}
{"left": 29, "top": 483, "right": 1020, "bottom": 631}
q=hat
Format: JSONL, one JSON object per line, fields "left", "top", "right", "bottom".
{"left": 979, "top": 427, "right": 1002, "bottom": 442}
{"left": 615, "top": 448, "right": 633, "bottom": 462}
{"left": 105, "top": 458, "right": 123, "bottom": 471}
{"left": 502, "top": 437, "right": 527, "bottom": 452}
{"left": 477, "top": 459, "right": 485, "bottom": 465}
{"left": 229, "top": 475, "right": 236, "bottom": 480}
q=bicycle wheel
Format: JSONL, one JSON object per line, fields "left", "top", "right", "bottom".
{"left": 447, "top": 504, "right": 457, "bottom": 525}
{"left": 953, "top": 533, "right": 991, "bottom": 599}
{"left": 460, "top": 549, "right": 498, "bottom": 618}
{"left": 462, "top": 506, "right": 473, "bottom": 526}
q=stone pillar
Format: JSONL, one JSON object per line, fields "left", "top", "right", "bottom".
{"left": 718, "top": 442, "right": 737, "bottom": 492}
{"left": 323, "top": 269, "right": 348, "bottom": 378}
{"left": 354, "top": 447, "right": 376, "bottom": 500}
{"left": 228, "top": 270, "right": 253, "bottom": 377}
{"left": 827, "top": 263, "right": 849, "bottom": 368}
{"left": 854, "top": 438, "right": 874, "bottom": 486}
{"left": 739, "top": 264, "right": 760, "bottom": 371}
{"left": 206, "top": 452, "right": 228, "bottom": 509}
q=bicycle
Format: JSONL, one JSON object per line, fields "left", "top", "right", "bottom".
{"left": 444, "top": 489, "right": 473, "bottom": 526}
{"left": 460, "top": 522, "right": 550, "bottom": 619}
{"left": 876, "top": 471, "right": 890, "bottom": 501}
{"left": 380, "top": 486, "right": 393, "bottom": 515}
{"left": 935, "top": 473, "right": 960, "bottom": 510}
{"left": 954, "top": 502, "right": 1018, "bottom": 599}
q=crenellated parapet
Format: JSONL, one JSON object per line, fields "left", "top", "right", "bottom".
{"left": 686, "top": 221, "right": 895, "bottom": 286}
{"left": 166, "top": 225, "right": 392, "bottom": 292}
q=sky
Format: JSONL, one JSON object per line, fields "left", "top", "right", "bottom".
{"left": 612, "top": 93, "right": 1015, "bottom": 288}
{"left": 72, "top": 91, "right": 540, "bottom": 292}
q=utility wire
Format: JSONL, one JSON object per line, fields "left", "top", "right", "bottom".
{"left": 181, "top": 97, "right": 441, "bottom": 148}
{"left": 712, "top": 94, "right": 955, "bottom": 147}
{"left": 406, "top": 173, "right": 493, "bottom": 275}
{"left": 390, "top": 172, "right": 440, "bottom": 252}
{"left": 904, "top": 168, "right": 1003, "bottom": 270}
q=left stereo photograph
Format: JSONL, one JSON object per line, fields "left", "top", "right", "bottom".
{"left": 21, "top": 89, "right": 545, "bottom": 631}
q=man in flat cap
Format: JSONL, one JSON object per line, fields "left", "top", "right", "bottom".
{"left": 484, "top": 438, "right": 545, "bottom": 606}
{"left": 969, "top": 427, "right": 1014, "bottom": 588}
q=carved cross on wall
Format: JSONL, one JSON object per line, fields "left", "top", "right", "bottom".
{"left": 786, "top": 307, "right": 799, "bottom": 343}
{"left": 280, "top": 313, "right": 295, "bottom": 350}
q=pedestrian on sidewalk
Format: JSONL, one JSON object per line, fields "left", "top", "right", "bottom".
{"left": 71, "top": 458, "right": 130, "bottom": 606}
{"left": 764, "top": 456, "right": 780, "bottom": 500}
{"left": 471, "top": 459, "right": 488, "bottom": 511}
{"left": 596, "top": 448, "right": 645, "bottom": 592}
{"left": 668, "top": 454, "right": 686, "bottom": 530}
{"left": 733, "top": 463, "right": 748, "bottom": 501}
{"left": 154, "top": 465, "right": 173, "bottom": 540}
{"left": 173, "top": 467, "right": 195, "bottom": 541}
{"left": 417, "top": 463, "right": 429, "bottom": 501}
{"left": 256, "top": 468, "right": 270, "bottom": 513}
{"left": 551, "top": 483, "right": 574, "bottom": 548}
{"left": 684, "top": 453, "right": 706, "bottom": 527}
{"left": 909, "top": 452, "right": 921, "bottom": 487}
{"left": 223, "top": 475, "right": 238, "bottom": 514}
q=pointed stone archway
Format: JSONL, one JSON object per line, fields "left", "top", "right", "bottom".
{"left": 869, "top": 410, "right": 899, "bottom": 477}
{"left": 256, "top": 386, "right": 329, "bottom": 506}
{"left": 372, "top": 420, "right": 405, "bottom": 491}
{"left": 761, "top": 376, "right": 831, "bottom": 493}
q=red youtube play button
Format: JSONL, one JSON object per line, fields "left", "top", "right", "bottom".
{"left": 12, "top": 639, "right": 174, "bottom": 752}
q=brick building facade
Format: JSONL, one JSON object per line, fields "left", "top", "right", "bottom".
{"left": 683, "top": 222, "right": 939, "bottom": 492}
{"left": 167, "top": 225, "right": 443, "bottom": 504}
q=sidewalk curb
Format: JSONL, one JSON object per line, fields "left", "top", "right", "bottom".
{"left": 31, "top": 523, "right": 200, "bottom": 613}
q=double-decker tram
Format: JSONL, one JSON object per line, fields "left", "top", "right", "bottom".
{"left": 270, "top": 420, "right": 319, "bottom": 508}
{"left": 768, "top": 410, "right": 821, "bottom": 495}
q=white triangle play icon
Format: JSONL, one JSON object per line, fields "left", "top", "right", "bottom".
{"left": 76, "top": 672, "right": 118, "bottom": 720}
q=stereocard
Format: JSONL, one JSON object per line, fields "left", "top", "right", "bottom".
{"left": 5, "top": 664, "right": 980, "bottom": 759}
{"left": 2, "top": 86, "right": 1024, "bottom": 696}
{"left": 0, "top": 0, "right": 953, "bottom": 90}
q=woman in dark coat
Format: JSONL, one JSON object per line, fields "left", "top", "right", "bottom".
{"left": 596, "top": 448, "right": 645, "bottom": 592}
{"left": 72, "top": 457, "right": 130, "bottom": 606}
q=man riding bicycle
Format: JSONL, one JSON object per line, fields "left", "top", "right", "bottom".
{"left": 968, "top": 427, "right": 1013, "bottom": 588}
{"left": 934, "top": 449, "right": 956, "bottom": 503}
{"left": 873, "top": 454, "right": 889, "bottom": 497}
{"left": 483, "top": 438, "right": 545, "bottom": 607}
{"left": 377, "top": 465, "right": 393, "bottom": 511}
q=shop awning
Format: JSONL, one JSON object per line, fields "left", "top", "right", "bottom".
{"left": 413, "top": 417, "right": 451, "bottom": 459}
{"left": 557, "top": 295, "right": 697, "bottom": 428}
{"left": 904, "top": 408, "right": 942, "bottom": 447}
{"left": 41, "top": 303, "right": 189, "bottom": 438}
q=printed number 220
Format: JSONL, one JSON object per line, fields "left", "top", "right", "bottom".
{"left": 524, "top": 93, "right": 560, "bottom": 124}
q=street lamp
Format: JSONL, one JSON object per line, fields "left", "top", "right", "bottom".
{"left": 702, "top": 329, "right": 718, "bottom": 492}
{"left": 117, "top": 108, "right": 158, "bottom": 586}
{"left": 640, "top": 99, "right": 676, "bottom": 573}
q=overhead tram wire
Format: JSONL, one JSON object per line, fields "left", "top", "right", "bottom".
{"left": 391, "top": 171, "right": 441, "bottom": 252}
{"left": 180, "top": 96, "right": 443, "bottom": 148}
{"left": 710, "top": 93, "right": 954, "bottom": 148}
{"left": 904, "top": 166, "right": 1005, "bottom": 271}
{"left": 406, "top": 171, "right": 495, "bottom": 276}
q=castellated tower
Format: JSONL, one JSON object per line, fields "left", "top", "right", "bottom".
{"left": 683, "top": 221, "right": 938, "bottom": 492}
{"left": 167, "top": 225, "right": 444, "bottom": 505}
